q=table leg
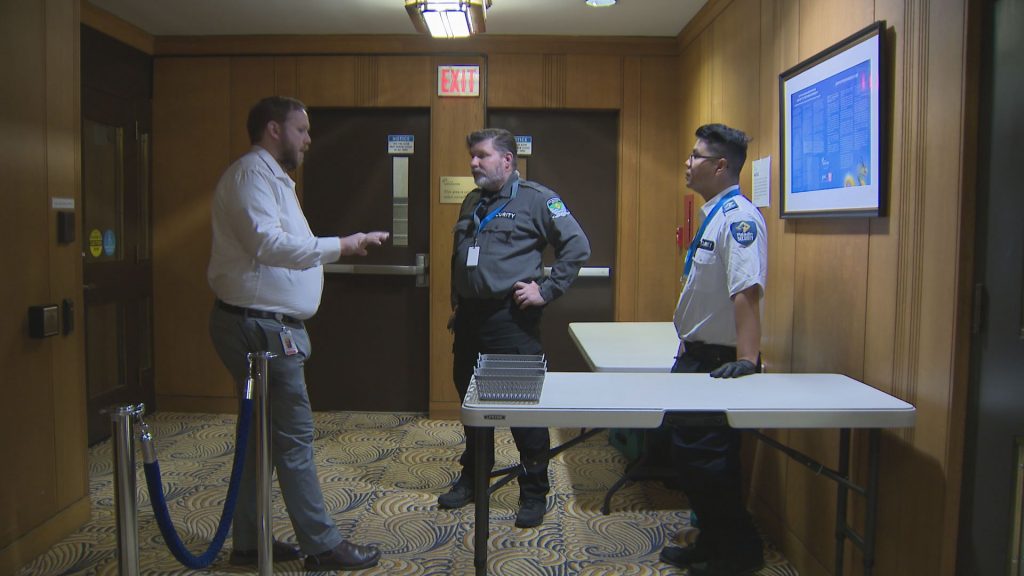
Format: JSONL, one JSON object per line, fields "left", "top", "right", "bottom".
{"left": 863, "top": 429, "right": 880, "bottom": 576}
{"left": 472, "top": 426, "right": 493, "bottom": 576}
{"left": 835, "top": 429, "right": 851, "bottom": 576}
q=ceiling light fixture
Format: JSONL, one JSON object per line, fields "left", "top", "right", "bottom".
{"left": 406, "top": 0, "right": 491, "bottom": 39}
{"left": 584, "top": 0, "right": 617, "bottom": 6}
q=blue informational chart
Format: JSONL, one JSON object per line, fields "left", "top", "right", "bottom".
{"left": 790, "top": 59, "right": 872, "bottom": 194}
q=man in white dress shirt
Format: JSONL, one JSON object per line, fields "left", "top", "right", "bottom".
{"left": 208, "top": 96, "right": 385, "bottom": 571}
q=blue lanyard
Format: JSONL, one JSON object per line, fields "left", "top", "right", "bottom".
{"left": 684, "top": 189, "right": 741, "bottom": 276}
{"left": 473, "top": 178, "right": 519, "bottom": 243}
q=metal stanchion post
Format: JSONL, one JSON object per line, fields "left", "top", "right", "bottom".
{"left": 112, "top": 403, "right": 146, "bottom": 576}
{"left": 248, "top": 351, "right": 276, "bottom": 576}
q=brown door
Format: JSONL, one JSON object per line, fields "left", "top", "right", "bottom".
{"left": 301, "top": 109, "right": 431, "bottom": 412}
{"left": 81, "top": 27, "right": 155, "bottom": 444}
{"left": 488, "top": 110, "right": 618, "bottom": 372}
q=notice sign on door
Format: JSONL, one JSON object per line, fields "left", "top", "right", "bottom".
{"left": 438, "top": 65, "right": 480, "bottom": 97}
{"left": 515, "top": 136, "right": 533, "bottom": 157}
{"left": 388, "top": 135, "right": 414, "bottom": 155}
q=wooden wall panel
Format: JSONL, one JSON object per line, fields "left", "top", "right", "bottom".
{"left": 903, "top": 1, "right": 972, "bottom": 573}
{"left": 634, "top": 57, "right": 680, "bottom": 322}
{"left": 0, "top": 1, "right": 90, "bottom": 571}
{"left": 46, "top": 0, "right": 88, "bottom": 512}
{"left": 0, "top": 0, "right": 59, "bottom": 551}
{"left": 377, "top": 56, "right": 432, "bottom": 107}
{"left": 675, "top": 31, "right": 714, "bottom": 289}
{"left": 800, "top": 0, "right": 875, "bottom": 53}
{"left": 275, "top": 56, "right": 297, "bottom": 96}
{"left": 747, "top": 0, "right": 798, "bottom": 553}
{"left": 488, "top": 54, "right": 544, "bottom": 108}
{"left": 710, "top": 0, "right": 761, "bottom": 191}
{"left": 296, "top": 56, "right": 357, "bottom": 107}
{"left": 155, "top": 34, "right": 677, "bottom": 59}
{"left": 152, "top": 58, "right": 235, "bottom": 405}
{"left": 565, "top": 55, "right": 622, "bottom": 109}
{"left": 428, "top": 56, "right": 485, "bottom": 419}
{"left": 615, "top": 60, "right": 640, "bottom": 321}
{"left": 229, "top": 58, "right": 277, "bottom": 159}
{"left": 543, "top": 55, "right": 567, "bottom": 108}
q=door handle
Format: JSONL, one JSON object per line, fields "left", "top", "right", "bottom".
{"left": 325, "top": 253, "right": 429, "bottom": 287}
{"left": 543, "top": 266, "right": 610, "bottom": 278}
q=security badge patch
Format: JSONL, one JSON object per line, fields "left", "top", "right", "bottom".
{"left": 546, "top": 197, "right": 570, "bottom": 218}
{"left": 730, "top": 221, "right": 757, "bottom": 246}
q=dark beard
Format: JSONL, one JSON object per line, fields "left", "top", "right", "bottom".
{"left": 279, "top": 149, "right": 300, "bottom": 171}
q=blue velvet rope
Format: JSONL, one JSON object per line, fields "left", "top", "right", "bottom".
{"left": 142, "top": 398, "right": 252, "bottom": 569}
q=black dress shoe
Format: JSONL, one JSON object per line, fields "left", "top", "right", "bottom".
{"left": 438, "top": 483, "right": 474, "bottom": 509}
{"left": 228, "top": 540, "right": 301, "bottom": 565}
{"left": 659, "top": 545, "right": 710, "bottom": 568}
{"left": 303, "top": 540, "right": 381, "bottom": 571}
{"left": 514, "top": 498, "right": 546, "bottom": 528}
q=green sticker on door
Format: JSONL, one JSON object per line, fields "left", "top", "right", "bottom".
{"left": 89, "top": 229, "right": 102, "bottom": 258}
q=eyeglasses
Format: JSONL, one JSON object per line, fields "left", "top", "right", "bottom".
{"left": 688, "top": 152, "right": 723, "bottom": 163}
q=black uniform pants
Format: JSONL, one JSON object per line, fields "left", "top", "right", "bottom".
{"left": 452, "top": 297, "right": 550, "bottom": 501}
{"left": 669, "top": 341, "right": 763, "bottom": 563}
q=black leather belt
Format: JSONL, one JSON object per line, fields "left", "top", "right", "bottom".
{"left": 216, "top": 300, "right": 303, "bottom": 325}
{"left": 682, "top": 341, "right": 736, "bottom": 363}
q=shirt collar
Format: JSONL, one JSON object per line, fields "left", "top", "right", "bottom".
{"left": 701, "top": 184, "right": 741, "bottom": 216}
{"left": 253, "top": 146, "right": 292, "bottom": 182}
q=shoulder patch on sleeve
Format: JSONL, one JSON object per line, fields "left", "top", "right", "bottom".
{"left": 546, "top": 197, "right": 570, "bottom": 218}
{"left": 729, "top": 221, "right": 757, "bottom": 246}
{"left": 722, "top": 199, "right": 739, "bottom": 213}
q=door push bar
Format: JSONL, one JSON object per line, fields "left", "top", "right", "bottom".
{"left": 325, "top": 253, "right": 429, "bottom": 287}
{"left": 543, "top": 266, "right": 610, "bottom": 278}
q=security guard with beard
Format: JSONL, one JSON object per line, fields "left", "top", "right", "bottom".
{"left": 439, "top": 128, "right": 591, "bottom": 528}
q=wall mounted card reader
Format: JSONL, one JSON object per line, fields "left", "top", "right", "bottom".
{"left": 29, "top": 305, "right": 60, "bottom": 338}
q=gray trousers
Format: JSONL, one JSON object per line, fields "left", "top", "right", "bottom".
{"left": 208, "top": 305, "right": 342, "bottom": 555}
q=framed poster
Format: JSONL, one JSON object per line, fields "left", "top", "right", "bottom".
{"left": 780, "top": 21, "right": 887, "bottom": 218}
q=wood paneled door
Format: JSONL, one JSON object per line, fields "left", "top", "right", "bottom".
{"left": 302, "top": 108, "right": 431, "bottom": 412}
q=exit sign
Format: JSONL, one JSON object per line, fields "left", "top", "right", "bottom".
{"left": 438, "top": 65, "right": 480, "bottom": 97}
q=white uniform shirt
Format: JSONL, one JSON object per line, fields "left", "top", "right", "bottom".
{"left": 208, "top": 146, "right": 342, "bottom": 319}
{"left": 673, "top": 185, "right": 768, "bottom": 346}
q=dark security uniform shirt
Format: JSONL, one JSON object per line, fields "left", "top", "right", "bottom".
{"left": 451, "top": 173, "right": 591, "bottom": 306}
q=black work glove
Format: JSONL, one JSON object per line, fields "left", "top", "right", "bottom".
{"left": 710, "top": 359, "right": 758, "bottom": 378}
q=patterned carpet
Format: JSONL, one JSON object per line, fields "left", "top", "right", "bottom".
{"left": 17, "top": 412, "right": 797, "bottom": 575}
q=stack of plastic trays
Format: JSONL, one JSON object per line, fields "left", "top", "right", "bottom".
{"left": 473, "top": 354, "right": 547, "bottom": 403}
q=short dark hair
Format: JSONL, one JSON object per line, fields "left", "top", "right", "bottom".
{"left": 695, "top": 123, "right": 751, "bottom": 178}
{"left": 467, "top": 128, "right": 517, "bottom": 167}
{"left": 247, "top": 96, "right": 307, "bottom": 144}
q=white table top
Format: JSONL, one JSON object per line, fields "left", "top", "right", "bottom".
{"left": 462, "top": 372, "right": 916, "bottom": 429}
{"left": 568, "top": 322, "right": 678, "bottom": 372}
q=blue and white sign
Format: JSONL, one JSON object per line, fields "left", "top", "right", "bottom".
{"left": 388, "top": 135, "right": 415, "bottom": 155}
{"left": 515, "top": 135, "right": 533, "bottom": 157}
{"left": 102, "top": 229, "right": 116, "bottom": 256}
